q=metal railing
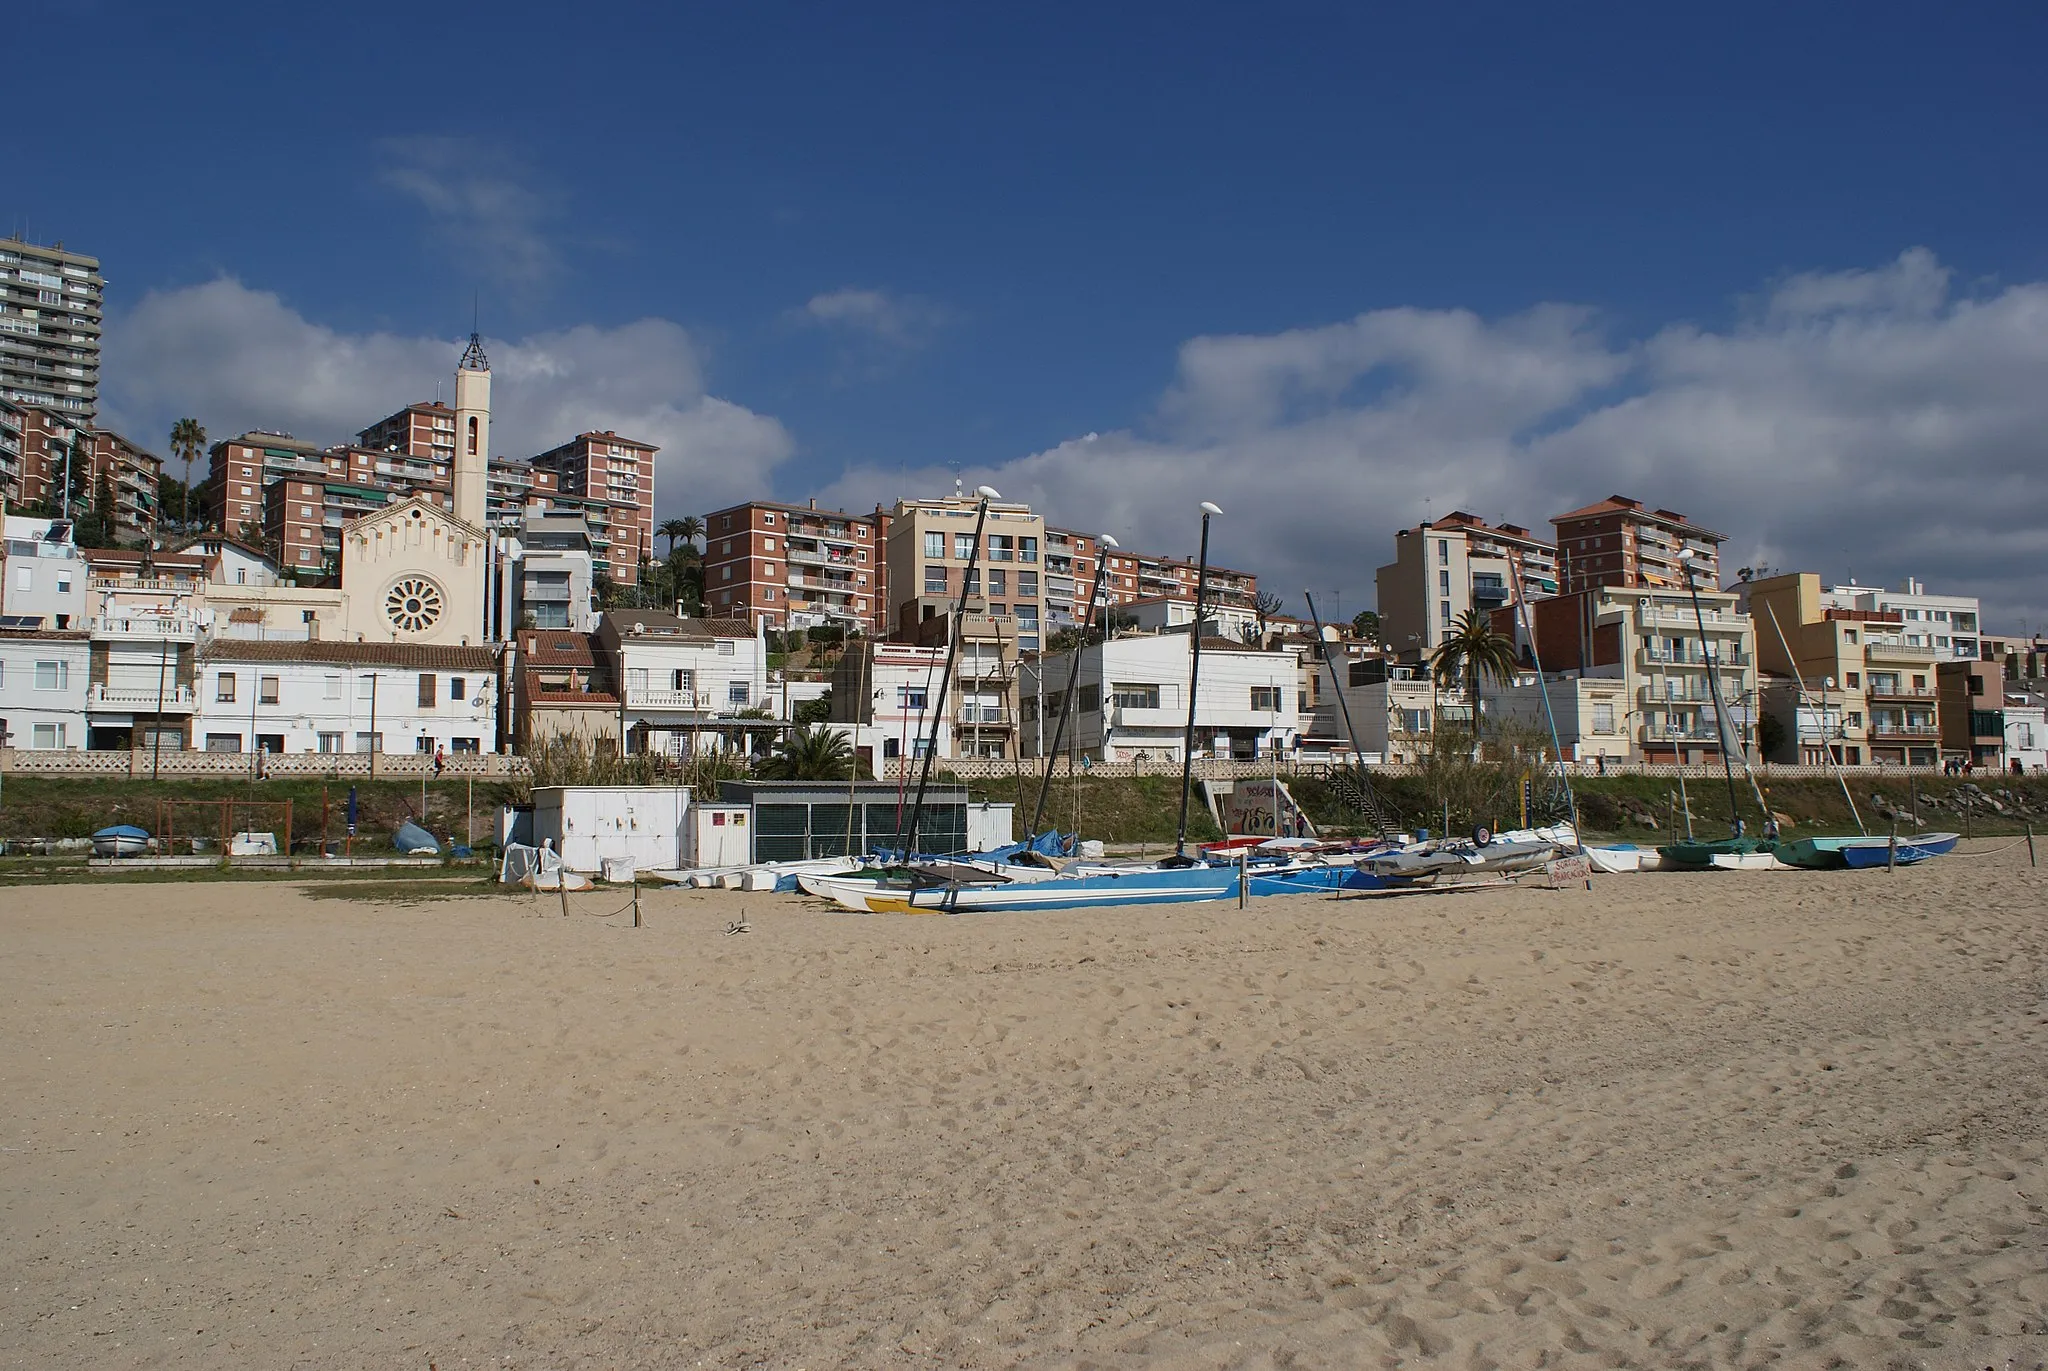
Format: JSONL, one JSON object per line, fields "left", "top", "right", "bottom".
{"left": 88, "top": 683, "right": 196, "bottom": 709}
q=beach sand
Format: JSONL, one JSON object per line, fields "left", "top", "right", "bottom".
{"left": 3, "top": 854, "right": 2046, "bottom": 1369}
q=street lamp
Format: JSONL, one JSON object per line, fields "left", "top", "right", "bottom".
{"left": 902, "top": 484, "right": 1000, "bottom": 856}
{"left": 1173, "top": 501, "right": 1221, "bottom": 860}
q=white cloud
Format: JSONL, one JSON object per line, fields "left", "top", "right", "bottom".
{"left": 794, "top": 287, "right": 948, "bottom": 353}
{"left": 377, "top": 136, "right": 557, "bottom": 287}
{"left": 100, "top": 278, "right": 794, "bottom": 514}
{"left": 819, "top": 250, "right": 2048, "bottom": 632}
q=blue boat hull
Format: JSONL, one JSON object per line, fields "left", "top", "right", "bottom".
{"left": 1838, "top": 833, "right": 1960, "bottom": 868}
{"left": 870, "top": 865, "right": 1239, "bottom": 912}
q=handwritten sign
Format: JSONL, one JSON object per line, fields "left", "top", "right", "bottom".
{"left": 1546, "top": 855, "right": 1592, "bottom": 887}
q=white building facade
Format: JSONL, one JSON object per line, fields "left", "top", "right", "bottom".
{"left": 190, "top": 641, "right": 501, "bottom": 756}
{"left": 1019, "top": 633, "right": 1301, "bottom": 763}
{"left": 593, "top": 612, "right": 771, "bottom": 758}
{"left": 2, "top": 516, "right": 89, "bottom": 629}
{"left": 0, "top": 628, "right": 90, "bottom": 749}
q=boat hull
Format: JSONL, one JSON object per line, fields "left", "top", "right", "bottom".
{"left": 1838, "top": 833, "right": 1960, "bottom": 868}
{"left": 865, "top": 866, "right": 1240, "bottom": 913}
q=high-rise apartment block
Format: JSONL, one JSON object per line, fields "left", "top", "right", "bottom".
{"left": 531, "top": 432, "right": 655, "bottom": 587}
{"left": 1377, "top": 512, "right": 1559, "bottom": 660}
{"left": 0, "top": 237, "right": 103, "bottom": 424}
{"left": 885, "top": 495, "right": 1049, "bottom": 654}
{"left": 1552, "top": 495, "right": 1723, "bottom": 594}
{"left": 701, "top": 500, "right": 890, "bottom": 635}
{"left": 84, "top": 430, "right": 162, "bottom": 540}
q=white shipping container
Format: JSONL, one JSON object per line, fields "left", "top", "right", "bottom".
{"left": 685, "top": 806, "right": 752, "bottom": 868}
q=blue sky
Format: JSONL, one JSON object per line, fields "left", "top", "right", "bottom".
{"left": 12, "top": 2, "right": 2048, "bottom": 624}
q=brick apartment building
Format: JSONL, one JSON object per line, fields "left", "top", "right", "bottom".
{"left": 1552, "top": 494, "right": 1723, "bottom": 595}
{"left": 84, "top": 429, "right": 162, "bottom": 541}
{"left": 701, "top": 499, "right": 891, "bottom": 634}
{"left": 0, "top": 235, "right": 103, "bottom": 426}
{"left": 1, "top": 400, "right": 85, "bottom": 510}
{"left": 531, "top": 431, "right": 656, "bottom": 588}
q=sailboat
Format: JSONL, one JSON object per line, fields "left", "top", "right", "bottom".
{"left": 1775, "top": 832, "right": 1960, "bottom": 869}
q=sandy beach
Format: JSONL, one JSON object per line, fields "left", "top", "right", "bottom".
{"left": 3, "top": 854, "right": 2046, "bottom": 1369}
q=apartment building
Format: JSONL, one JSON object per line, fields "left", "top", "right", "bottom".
{"left": 1122, "top": 594, "right": 1261, "bottom": 640}
{"left": 1743, "top": 572, "right": 1894, "bottom": 766}
{"left": 1520, "top": 582, "right": 1758, "bottom": 765}
{"left": 1041, "top": 527, "right": 1103, "bottom": 632}
{"left": 1109, "top": 551, "right": 1258, "bottom": 617}
{"left": 1018, "top": 631, "right": 1300, "bottom": 763}
{"left": 1, "top": 514, "right": 89, "bottom": 628}
{"left": 1938, "top": 658, "right": 2006, "bottom": 769}
{"left": 357, "top": 401, "right": 460, "bottom": 466}
{"left": 2, "top": 404, "right": 89, "bottom": 510}
{"left": 84, "top": 430, "right": 161, "bottom": 540}
{"left": 1821, "top": 578, "right": 1981, "bottom": 661}
{"left": 502, "top": 511, "right": 597, "bottom": 631}
{"left": 202, "top": 431, "right": 336, "bottom": 536}
{"left": 1306, "top": 660, "right": 1442, "bottom": 765}
{"left": 701, "top": 500, "right": 889, "bottom": 634}
{"left": 0, "top": 236, "right": 103, "bottom": 424}
{"left": 1377, "top": 512, "right": 1560, "bottom": 662}
{"left": 531, "top": 432, "right": 656, "bottom": 587}
{"left": 1552, "top": 495, "right": 1723, "bottom": 595}
{"left": 885, "top": 494, "right": 1048, "bottom": 653}
{"left": 484, "top": 457, "right": 561, "bottom": 531}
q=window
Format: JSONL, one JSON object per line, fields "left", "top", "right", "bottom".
{"left": 1846, "top": 672, "right": 1860, "bottom": 688}
{"left": 923, "top": 531, "right": 945, "bottom": 559}
{"left": 1594, "top": 703, "right": 1615, "bottom": 732}
{"left": 728, "top": 682, "right": 750, "bottom": 705}
{"left": 1018, "top": 571, "right": 1038, "bottom": 597}
{"left": 762, "top": 512, "right": 775, "bottom": 525}
{"left": 1018, "top": 537, "right": 1037, "bottom": 563}
{"left": 924, "top": 567, "right": 947, "bottom": 594}
{"left": 763, "top": 588, "right": 776, "bottom": 601}
{"left": 898, "top": 686, "right": 928, "bottom": 710}
{"left": 717, "top": 640, "right": 736, "bottom": 657}
{"left": 1439, "top": 570, "right": 1451, "bottom": 595}
{"left": 450, "top": 676, "right": 466, "bottom": 701}
{"left": 1250, "top": 685, "right": 1283, "bottom": 711}
{"left": 954, "top": 533, "right": 975, "bottom": 560}
{"left": 418, "top": 674, "right": 437, "bottom": 707}
{"left": 720, "top": 540, "right": 733, "bottom": 555}
{"left": 355, "top": 732, "right": 382, "bottom": 753}
{"left": 259, "top": 675, "right": 280, "bottom": 705}
{"left": 56, "top": 573, "right": 71, "bottom": 594}
{"left": 205, "top": 733, "right": 242, "bottom": 753}
{"left": 34, "top": 660, "right": 68, "bottom": 691}
{"left": 216, "top": 671, "right": 236, "bottom": 703}
{"left": 357, "top": 676, "right": 374, "bottom": 699}
{"left": 318, "top": 732, "right": 343, "bottom": 753}
{"left": 988, "top": 535, "right": 1013, "bottom": 562}
{"left": 1111, "top": 683, "right": 1160, "bottom": 710}
{"left": 1440, "top": 600, "right": 1452, "bottom": 624}
{"left": 987, "top": 568, "right": 1007, "bottom": 596}
{"left": 1014, "top": 605, "right": 1039, "bottom": 630}
{"left": 31, "top": 723, "right": 64, "bottom": 749}
{"left": 415, "top": 736, "right": 436, "bottom": 753}
{"left": 1438, "top": 540, "right": 1449, "bottom": 566}
{"left": 883, "top": 736, "right": 900, "bottom": 758}
{"left": 764, "top": 537, "right": 776, "bottom": 551}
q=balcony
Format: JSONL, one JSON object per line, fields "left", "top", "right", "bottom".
{"left": 623, "top": 687, "right": 720, "bottom": 712}
{"left": 1865, "top": 640, "right": 1939, "bottom": 665}
{"left": 88, "top": 683, "right": 196, "bottom": 712}
{"left": 1865, "top": 683, "right": 1936, "bottom": 700}
{"left": 1639, "top": 647, "right": 1748, "bottom": 667}
{"left": 1641, "top": 725, "right": 1729, "bottom": 743}
{"left": 1639, "top": 684, "right": 1716, "bottom": 704}
{"left": 1870, "top": 722, "right": 1940, "bottom": 740}
{"left": 89, "top": 615, "right": 199, "bottom": 641}
{"left": 956, "top": 706, "right": 1010, "bottom": 726}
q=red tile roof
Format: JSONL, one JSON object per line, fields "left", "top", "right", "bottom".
{"left": 199, "top": 640, "right": 500, "bottom": 670}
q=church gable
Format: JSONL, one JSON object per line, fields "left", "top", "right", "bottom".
{"left": 339, "top": 497, "right": 487, "bottom": 646}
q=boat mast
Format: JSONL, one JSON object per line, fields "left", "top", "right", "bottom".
{"left": 1172, "top": 502, "right": 1222, "bottom": 861}
{"left": 1029, "top": 533, "right": 1117, "bottom": 839}
{"left": 898, "top": 485, "right": 1000, "bottom": 857}
{"left": 1755, "top": 598, "right": 1866, "bottom": 834}
{"left": 1679, "top": 548, "right": 1744, "bottom": 839}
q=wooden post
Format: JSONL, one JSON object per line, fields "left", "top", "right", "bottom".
{"left": 631, "top": 878, "right": 642, "bottom": 928}
{"left": 1237, "top": 850, "right": 1248, "bottom": 909}
{"left": 1887, "top": 819, "right": 1898, "bottom": 873}
{"left": 2027, "top": 821, "right": 2037, "bottom": 869}
{"left": 558, "top": 877, "right": 570, "bottom": 918}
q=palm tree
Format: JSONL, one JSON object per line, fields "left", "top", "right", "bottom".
{"left": 1430, "top": 608, "right": 1520, "bottom": 736}
{"left": 676, "top": 514, "right": 704, "bottom": 551}
{"left": 758, "top": 725, "right": 865, "bottom": 781}
{"left": 169, "top": 418, "right": 205, "bottom": 530}
{"left": 657, "top": 518, "right": 690, "bottom": 559}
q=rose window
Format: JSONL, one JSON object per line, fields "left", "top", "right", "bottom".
{"left": 385, "top": 576, "right": 445, "bottom": 634}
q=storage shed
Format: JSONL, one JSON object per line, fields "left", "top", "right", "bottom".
{"left": 530, "top": 786, "right": 692, "bottom": 874}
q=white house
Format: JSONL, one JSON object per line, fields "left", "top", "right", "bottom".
{"left": 0, "top": 627, "right": 90, "bottom": 750}
{"left": 190, "top": 640, "right": 501, "bottom": 756}
{"left": 1, "top": 516, "right": 89, "bottom": 630}
{"left": 1121, "top": 595, "right": 1261, "bottom": 642}
{"left": 2005, "top": 688, "right": 2046, "bottom": 774}
{"left": 593, "top": 611, "right": 772, "bottom": 758}
{"left": 1019, "top": 632, "right": 1300, "bottom": 763}
{"left": 502, "top": 511, "right": 597, "bottom": 631}
{"left": 1482, "top": 671, "right": 1634, "bottom": 765}
{"left": 828, "top": 640, "right": 956, "bottom": 770}
{"left": 1305, "top": 661, "right": 1440, "bottom": 765}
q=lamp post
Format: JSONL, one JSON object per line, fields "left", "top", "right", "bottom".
{"left": 1678, "top": 548, "right": 1742, "bottom": 838}
{"left": 1173, "top": 501, "right": 1222, "bottom": 860}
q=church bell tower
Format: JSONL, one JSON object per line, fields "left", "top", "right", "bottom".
{"left": 453, "top": 330, "right": 491, "bottom": 528}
